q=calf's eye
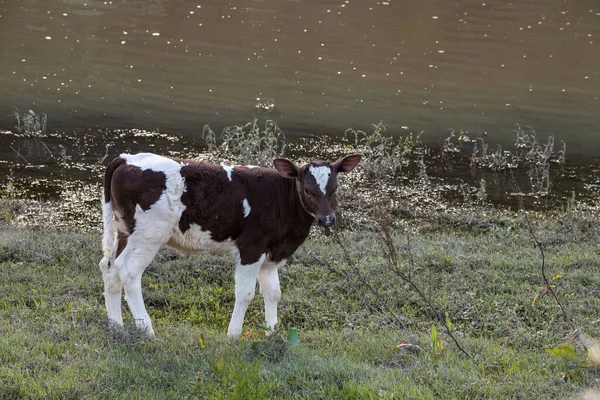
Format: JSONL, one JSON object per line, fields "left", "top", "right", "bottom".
{"left": 303, "top": 188, "right": 311, "bottom": 196}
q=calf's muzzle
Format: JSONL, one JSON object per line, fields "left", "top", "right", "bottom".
{"left": 317, "top": 214, "right": 336, "bottom": 228}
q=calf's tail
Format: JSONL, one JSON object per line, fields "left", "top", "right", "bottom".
{"left": 99, "top": 157, "right": 125, "bottom": 271}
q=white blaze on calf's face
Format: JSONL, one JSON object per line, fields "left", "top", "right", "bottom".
{"left": 308, "top": 165, "right": 332, "bottom": 195}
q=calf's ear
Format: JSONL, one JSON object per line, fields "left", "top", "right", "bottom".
{"left": 273, "top": 158, "right": 299, "bottom": 178}
{"left": 332, "top": 154, "right": 361, "bottom": 173}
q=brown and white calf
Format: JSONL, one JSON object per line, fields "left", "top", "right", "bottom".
{"left": 99, "top": 152, "right": 360, "bottom": 337}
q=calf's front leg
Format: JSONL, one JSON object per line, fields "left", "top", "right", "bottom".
{"left": 227, "top": 253, "right": 266, "bottom": 338}
{"left": 258, "top": 260, "right": 284, "bottom": 334}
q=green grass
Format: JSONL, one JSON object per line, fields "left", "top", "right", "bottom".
{"left": 1, "top": 211, "right": 600, "bottom": 399}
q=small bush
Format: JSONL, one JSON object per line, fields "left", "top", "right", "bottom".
{"left": 202, "top": 118, "right": 286, "bottom": 166}
{"left": 345, "top": 122, "right": 422, "bottom": 179}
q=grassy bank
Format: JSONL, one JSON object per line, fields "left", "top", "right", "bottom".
{"left": 1, "top": 207, "right": 600, "bottom": 399}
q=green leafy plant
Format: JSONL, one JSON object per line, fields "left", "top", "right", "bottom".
{"left": 430, "top": 325, "right": 446, "bottom": 358}
{"left": 1, "top": 168, "right": 16, "bottom": 200}
{"left": 545, "top": 343, "right": 588, "bottom": 380}
{"left": 442, "top": 129, "right": 472, "bottom": 154}
{"left": 245, "top": 323, "right": 300, "bottom": 362}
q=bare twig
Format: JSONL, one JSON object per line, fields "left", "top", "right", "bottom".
{"left": 39, "top": 141, "right": 58, "bottom": 163}
{"left": 377, "top": 214, "right": 400, "bottom": 276}
{"left": 331, "top": 232, "right": 409, "bottom": 331}
{"left": 305, "top": 251, "right": 407, "bottom": 332}
{"left": 398, "top": 228, "right": 471, "bottom": 357}
{"left": 99, "top": 144, "right": 111, "bottom": 165}
{"left": 509, "top": 171, "right": 580, "bottom": 338}
{"left": 9, "top": 146, "right": 30, "bottom": 165}
{"left": 315, "top": 211, "right": 472, "bottom": 357}
{"left": 372, "top": 204, "right": 471, "bottom": 357}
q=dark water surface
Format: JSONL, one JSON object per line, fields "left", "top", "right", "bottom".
{"left": 1, "top": 0, "right": 599, "bottom": 153}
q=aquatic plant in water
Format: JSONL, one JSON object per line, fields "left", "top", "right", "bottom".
{"left": 444, "top": 124, "right": 566, "bottom": 197}
{"left": 12, "top": 108, "right": 47, "bottom": 135}
{"left": 345, "top": 122, "right": 423, "bottom": 179}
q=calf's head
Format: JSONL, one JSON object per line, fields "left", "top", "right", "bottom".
{"left": 273, "top": 154, "right": 361, "bottom": 227}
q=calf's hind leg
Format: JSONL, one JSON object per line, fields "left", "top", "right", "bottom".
{"left": 114, "top": 239, "right": 163, "bottom": 337}
{"left": 100, "top": 261, "right": 124, "bottom": 326}
{"left": 99, "top": 231, "right": 124, "bottom": 326}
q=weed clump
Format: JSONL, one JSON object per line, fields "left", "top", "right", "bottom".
{"left": 345, "top": 122, "right": 422, "bottom": 179}
{"left": 201, "top": 118, "right": 285, "bottom": 167}
{"left": 443, "top": 124, "right": 567, "bottom": 197}
{"left": 0, "top": 198, "right": 24, "bottom": 225}
{"left": 0, "top": 169, "right": 23, "bottom": 225}
{"left": 12, "top": 108, "right": 47, "bottom": 135}
{"left": 244, "top": 324, "right": 301, "bottom": 363}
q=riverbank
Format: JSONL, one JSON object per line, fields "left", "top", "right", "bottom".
{"left": 1, "top": 203, "right": 599, "bottom": 398}
{"left": 2, "top": 119, "right": 600, "bottom": 232}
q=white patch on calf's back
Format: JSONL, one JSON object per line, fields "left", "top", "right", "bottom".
{"left": 122, "top": 152, "right": 187, "bottom": 238}
{"left": 242, "top": 198, "right": 251, "bottom": 218}
{"left": 122, "top": 153, "right": 182, "bottom": 174}
{"left": 308, "top": 165, "right": 332, "bottom": 195}
{"left": 221, "top": 163, "right": 235, "bottom": 181}
{"left": 122, "top": 152, "right": 187, "bottom": 209}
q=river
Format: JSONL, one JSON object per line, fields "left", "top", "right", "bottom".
{"left": 0, "top": 0, "right": 598, "bottom": 153}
